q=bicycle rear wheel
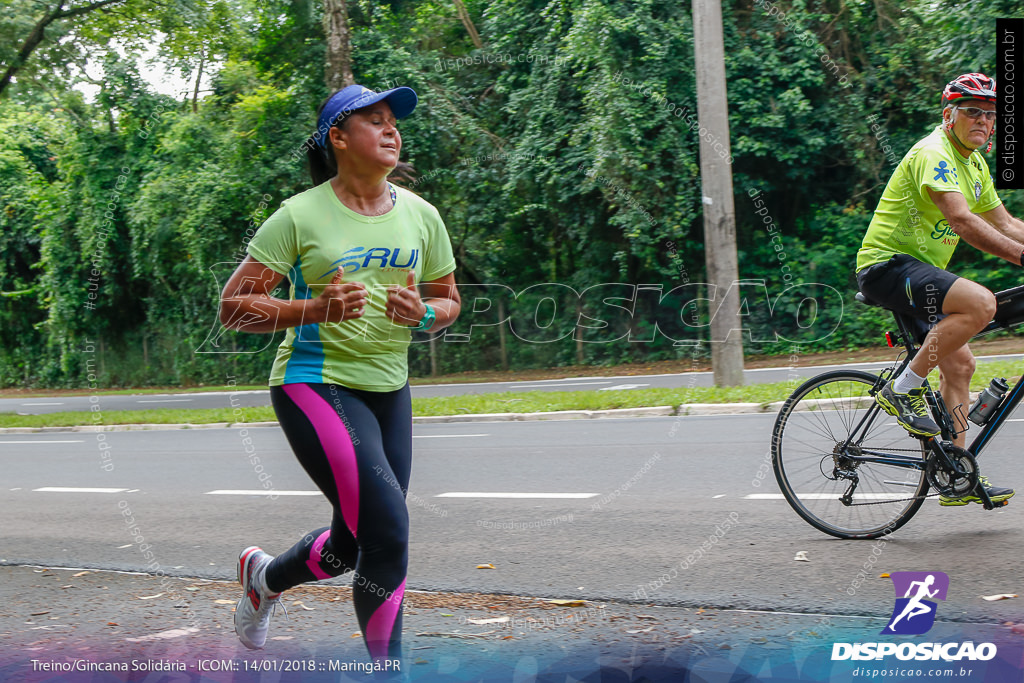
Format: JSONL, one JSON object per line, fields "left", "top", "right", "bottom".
{"left": 772, "top": 370, "right": 929, "bottom": 539}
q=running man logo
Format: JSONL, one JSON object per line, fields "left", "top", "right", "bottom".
{"left": 880, "top": 571, "right": 949, "bottom": 635}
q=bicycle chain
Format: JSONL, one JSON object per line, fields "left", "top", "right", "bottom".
{"left": 839, "top": 446, "right": 973, "bottom": 506}
{"left": 842, "top": 491, "right": 941, "bottom": 506}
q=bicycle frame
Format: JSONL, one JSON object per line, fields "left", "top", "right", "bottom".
{"left": 834, "top": 304, "right": 1016, "bottom": 483}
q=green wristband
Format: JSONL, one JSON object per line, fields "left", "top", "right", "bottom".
{"left": 414, "top": 303, "right": 436, "bottom": 331}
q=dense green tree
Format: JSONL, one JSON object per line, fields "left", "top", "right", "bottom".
{"left": 1, "top": 0, "right": 1021, "bottom": 387}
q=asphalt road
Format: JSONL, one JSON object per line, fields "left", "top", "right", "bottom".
{"left": 2, "top": 414, "right": 1022, "bottom": 627}
{"left": 6, "top": 354, "right": 1023, "bottom": 415}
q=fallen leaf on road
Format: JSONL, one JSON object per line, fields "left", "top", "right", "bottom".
{"left": 1012, "top": 624, "right": 1024, "bottom": 635}
{"left": 291, "top": 601, "right": 314, "bottom": 611}
{"left": 72, "top": 571, "right": 90, "bottom": 578}
{"left": 117, "top": 544, "right": 132, "bottom": 549}
{"left": 213, "top": 599, "right": 235, "bottom": 605}
{"left": 271, "top": 636, "right": 294, "bottom": 641}
{"left": 982, "top": 594, "right": 1018, "bottom": 601}
{"left": 352, "top": 631, "right": 362, "bottom": 638}
{"left": 880, "top": 573, "right": 890, "bottom": 578}
{"left": 751, "top": 636, "right": 768, "bottom": 643}
{"left": 636, "top": 615, "right": 657, "bottom": 620}
{"left": 107, "top": 622, "right": 118, "bottom": 626}
{"left": 547, "top": 599, "right": 585, "bottom": 607}
{"left": 626, "top": 627, "right": 653, "bottom": 634}
{"left": 138, "top": 593, "right": 164, "bottom": 600}
{"left": 476, "top": 564, "right": 496, "bottom": 569}
{"left": 125, "top": 627, "right": 199, "bottom": 643}
{"left": 184, "top": 587, "right": 200, "bottom": 592}
{"left": 440, "top": 613, "right": 454, "bottom": 617}
{"left": 794, "top": 551, "right": 810, "bottom": 562}
{"left": 467, "top": 617, "right": 509, "bottom": 625}
{"left": 30, "top": 611, "right": 50, "bottom": 616}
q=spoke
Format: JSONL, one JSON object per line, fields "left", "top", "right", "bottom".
{"left": 774, "top": 373, "right": 927, "bottom": 538}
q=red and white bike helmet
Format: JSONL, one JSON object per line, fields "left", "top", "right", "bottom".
{"left": 941, "top": 72, "right": 997, "bottom": 105}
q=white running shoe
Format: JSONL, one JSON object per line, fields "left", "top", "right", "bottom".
{"left": 234, "top": 546, "right": 285, "bottom": 649}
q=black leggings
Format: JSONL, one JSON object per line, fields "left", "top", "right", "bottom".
{"left": 263, "top": 382, "right": 412, "bottom": 661}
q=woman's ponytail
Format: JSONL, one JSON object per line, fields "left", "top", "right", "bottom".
{"left": 307, "top": 137, "right": 336, "bottom": 186}
{"left": 308, "top": 95, "right": 343, "bottom": 186}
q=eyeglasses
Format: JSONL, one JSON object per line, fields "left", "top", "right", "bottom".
{"left": 956, "top": 106, "right": 997, "bottom": 122}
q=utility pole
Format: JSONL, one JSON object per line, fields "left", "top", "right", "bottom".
{"left": 692, "top": 0, "right": 743, "bottom": 387}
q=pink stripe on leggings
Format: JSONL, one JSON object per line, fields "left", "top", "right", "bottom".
{"left": 283, "top": 384, "right": 360, "bottom": 537}
{"left": 365, "top": 579, "right": 406, "bottom": 661}
{"left": 306, "top": 530, "right": 332, "bottom": 580}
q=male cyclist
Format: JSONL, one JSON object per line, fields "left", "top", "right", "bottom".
{"left": 856, "top": 73, "right": 1022, "bottom": 506}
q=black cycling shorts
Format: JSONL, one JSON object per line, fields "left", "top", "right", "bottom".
{"left": 856, "top": 254, "right": 960, "bottom": 343}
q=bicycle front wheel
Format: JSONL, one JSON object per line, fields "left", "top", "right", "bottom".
{"left": 772, "top": 370, "right": 929, "bottom": 539}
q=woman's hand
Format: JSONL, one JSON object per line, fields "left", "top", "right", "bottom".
{"left": 314, "top": 266, "right": 368, "bottom": 323}
{"left": 386, "top": 270, "right": 427, "bottom": 326}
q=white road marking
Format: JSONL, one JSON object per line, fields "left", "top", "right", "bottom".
{"left": 744, "top": 493, "right": 908, "bottom": 500}
{"left": 599, "top": 384, "right": 650, "bottom": 391}
{"left": 20, "top": 402, "right": 65, "bottom": 406}
{"left": 436, "top": 492, "right": 599, "bottom": 499}
{"left": 413, "top": 434, "right": 488, "bottom": 439}
{"left": 205, "top": 490, "right": 320, "bottom": 496}
{"left": 34, "top": 487, "right": 130, "bottom": 493}
{"left": 136, "top": 399, "right": 194, "bottom": 403}
{"left": 518, "top": 382, "right": 613, "bottom": 389}
{"left": 0, "top": 440, "right": 83, "bottom": 444}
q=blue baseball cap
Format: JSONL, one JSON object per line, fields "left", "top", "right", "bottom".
{"left": 316, "top": 84, "right": 418, "bottom": 148}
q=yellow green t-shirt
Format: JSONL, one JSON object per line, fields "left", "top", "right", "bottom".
{"left": 856, "top": 125, "right": 1002, "bottom": 272}
{"left": 247, "top": 182, "right": 456, "bottom": 391}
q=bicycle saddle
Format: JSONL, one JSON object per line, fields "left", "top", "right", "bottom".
{"left": 854, "top": 291, "right": 885, "bottom": 308}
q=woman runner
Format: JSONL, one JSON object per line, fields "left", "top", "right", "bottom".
{"left": 218, "top": 83, "right": 460, "bottom": 663}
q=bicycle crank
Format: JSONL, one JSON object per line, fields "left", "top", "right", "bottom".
{"left": 925, "top": 444, "right": 979, "bottom": 499}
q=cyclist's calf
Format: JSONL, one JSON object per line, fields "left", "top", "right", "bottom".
{"left": 938, "top": 345, "right": 976, "bottom": 386}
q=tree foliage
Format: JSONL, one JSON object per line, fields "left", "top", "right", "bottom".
{"left": 0, "top": 0, "right": 1020, "bottom": 387}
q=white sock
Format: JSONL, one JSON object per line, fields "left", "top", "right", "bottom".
{"left": 892, "top": 367, "right": 926, "bottom": 394}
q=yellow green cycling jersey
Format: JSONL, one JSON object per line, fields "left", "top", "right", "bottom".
{"left": 247, "top": 182, "right": 456, "bottom": 391}
{"left": 856, "top": 124, "right": 1001, "bottom": 272}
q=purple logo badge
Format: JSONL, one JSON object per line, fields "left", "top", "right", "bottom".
{"left": 881, "top": 571, "right": 949, "bottom": 635}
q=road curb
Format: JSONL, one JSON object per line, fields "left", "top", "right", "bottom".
{"left": 0, "top": 401, "right": 838, "bottom": 433}
{"left": 679, "top": 402, "right": 773, "bottom": 415}
{"left": 412, "top": 406, "right": 677, "bottom": 423}
{"left": 0, "top": 405, "right": 757, "bottom": 433}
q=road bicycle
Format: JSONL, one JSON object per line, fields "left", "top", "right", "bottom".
{"left": 771, "top": 285, "right": 1024, "bottom": 539}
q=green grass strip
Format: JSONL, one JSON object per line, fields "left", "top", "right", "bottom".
{"left": 1, "top": 359, "right": 1019, "bottom": 429}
